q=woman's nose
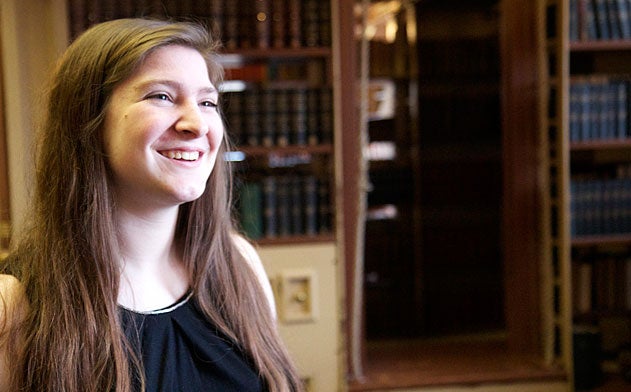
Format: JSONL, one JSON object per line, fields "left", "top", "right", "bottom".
{"left": 175, "top": 101, "right": 209, "bottom": 137}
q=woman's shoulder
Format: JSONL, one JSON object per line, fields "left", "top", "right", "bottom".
{"left": 231, "top": 234, "right": 267, "bottom": 284}
{"left": 0, "top": 274, "right": 26, "bottom": 390}
{"left": 0, "top": 274, "right": 26, "bottom": 321}
{"left": 0, "top": 274, "right": 24, "bottom": 301}
{"left": 231, "top": 234, "right": 277, "bottom": 318}
{"left": 232, "top": 234, "right": 259, "bottom": 263}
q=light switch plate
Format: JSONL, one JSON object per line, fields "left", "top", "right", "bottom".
{"left": 277, "top": 269, "right": 318, "bottom": 323}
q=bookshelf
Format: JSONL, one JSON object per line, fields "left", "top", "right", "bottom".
{"left": 540, "top": 0, "right": 631, "bottom": 390}
{"left": 362, "top": 3, "right": 421, "bottom": 340}
{"left": 363, "top": 0, "right": 505, "bottom": 340}
{"left": 416, "top": 1, "right": 504, "bottom": 338}
{"left": 350, "top": 1, "right": 573, "bottom": 390}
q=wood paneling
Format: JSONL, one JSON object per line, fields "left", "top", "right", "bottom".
{"left": 500, "top": 0, "right": 544, "bottom": 355}
{"left": 0, "top": 39, "right": 10, "bottom": 250}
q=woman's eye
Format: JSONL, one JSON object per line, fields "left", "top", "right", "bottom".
{"left": 149, "top": 93, "right": 171, "bottom": 102}
{"left": 200, "top": 100, "right": 218, "bottom": 108}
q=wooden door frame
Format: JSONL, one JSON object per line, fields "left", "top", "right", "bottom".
{"left": 0, "top": 35, "right": 10, "bottom": 251}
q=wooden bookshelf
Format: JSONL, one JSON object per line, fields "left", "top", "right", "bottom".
{"left": 571, "top": 140, "right": 631, "bottom": 151}
{"left": 219, "top": 47, "right": 331, "bottom": 61}
{"left": 415, "top": 0, "right": 503, "bottom": 339}
{"left": 236, "top": 144, "right": 333, "bottom": 157}
{"left": 571, "top": 40, "right": 631, "bottom": 52}
{"left": 573, "top": 233, "right": 631, "bottom": 247}
{"left": 539, "top": 0, "right": 631, "bottom": 390}
{"left": 253, "top": 233, "right": 335, "bottom": 246}
{"left": 351, "top": 0, "right": 571, "bottom": 390}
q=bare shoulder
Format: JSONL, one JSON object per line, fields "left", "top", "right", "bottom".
{"left": 0, "top": 274, "right": 21, "bottom": 292}
{"left": 0, "top": 273, "right": 27, "bottom": 339}
{"left": 232, "top": 234, "right": 259, "bottom": 263}
{"left": 0, "top": 274, "right": 25, "bottom": 390}
{"left": 0, "top": 274, "right": 26, "bottom": 334}
{"left": 232, "top": 233, "right": 267, "bottom": 279}
{"left": 0, "top": 274, "right": 25, "bottom": 313}
{"left": 231, "top": 234, "right": 277, "bottom": 318}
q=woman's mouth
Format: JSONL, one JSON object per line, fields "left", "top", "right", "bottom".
{"left": 159, "top": 150, "right": 200, "bottom": 161}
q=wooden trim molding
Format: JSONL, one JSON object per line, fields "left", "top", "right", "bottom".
{"left": 500, "top": 0, "right": 544, "bottom": 356}
{"left": 0, "top": 39, "right": 11, "bottom": 250}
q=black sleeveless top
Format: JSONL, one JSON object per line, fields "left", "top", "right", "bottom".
{"left": 119, "top": 293, "right": 265, "bottom": 392}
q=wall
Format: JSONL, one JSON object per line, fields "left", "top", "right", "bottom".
{"left": 0, "top": 0, "right": 68, "bottom": 231}
{"left": 258, "top": 242, "right": 343, "bottom": 392}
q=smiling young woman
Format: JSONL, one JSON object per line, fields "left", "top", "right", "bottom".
{"left": 0, "top": 19, "right": 302, "bottom": 392}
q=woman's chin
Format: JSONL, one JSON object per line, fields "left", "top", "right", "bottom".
{"left": 172, "top": 185, "right": 208, "bottom": 205}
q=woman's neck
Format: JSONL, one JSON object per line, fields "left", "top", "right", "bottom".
{"left": 115, "top": 205, "right": 190, "bottom": 311}
{"left": 116, "top": 205, "right": 179, "bottom": 266}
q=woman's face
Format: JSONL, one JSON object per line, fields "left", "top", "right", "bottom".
{"left": 103, "top": 45, "right": 224, "bottom": 211}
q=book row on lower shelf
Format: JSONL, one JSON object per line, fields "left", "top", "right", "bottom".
{"left": 572, "top": 250, "right": 631, "bottom": 386}
{"left": 570, "top": 0, "right": 631, "bottom": 41}
{"left": 570, "top": 165, "right": 631, "bottom": 236}
{"left": 236, "top": 175, "right": 332, "bottom": 241}
{"left": 570, "top": 75, "right": 631, "bottom": 143}
{"left": 223, "top": 87, "right": 333, "bottom": 148}
{"left": 68, "top": 0, "right": 331, "bottom": 50}
{"left": 573, "top": 253, "right": 631, "bottom": 315}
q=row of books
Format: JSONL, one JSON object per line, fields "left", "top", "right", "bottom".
{"left": 570, "top": 76, "right": 631, "bottom": 143}
{"left": 572, "top": 255, "right": 631, "bottom": 315}
{"left": 222, "top": 0, "right": 331, "bottom": 50}
{"left": 570, "top": 0, "right": 631, "bottom": 41}
{"left": 570, "top": 169, "right": 631, "bottom": 236}
{"left": 236, "top": 175, "right": 332, "bottom": 240}
{"left": 68, "top": 0, "right": 332, "bottom": 50}
{"left": 223, "top": 87, "right": 333, "bottom": 148}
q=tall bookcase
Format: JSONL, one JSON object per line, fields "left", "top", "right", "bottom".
{"left": 415, "top": 1, "right": 504, "bottom": 338}
{"left": 540, "top": 0, "right": 631, "bottom": 390}
{"left": 362, "top": 2, "right": 421, "bottom": 340}
{"left": 64, "top": 1, "right": 350, "bottom": 390}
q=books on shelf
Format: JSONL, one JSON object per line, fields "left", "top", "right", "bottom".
{"left": 223, "top": 0, "right": 330, "bottom": 49}
{"left": 67, "top": 0, "right": 332, "bottom": 50}
{"left": 223, "top": 87, "right": 333, "bottom": 148}
{"left": 572, "top": 253, "right": 631, "bottom": 315}
{"left": 569, "top": 75, "right": 631, "bottom": 143}
{"left": 570, "top": 164, "right": 631, "bottom": 237}
{"left": 237, "top": 175, "right": 331, "bottom": 240}
{"left": 570, "top": 0, "right": 631, "bottom": 41}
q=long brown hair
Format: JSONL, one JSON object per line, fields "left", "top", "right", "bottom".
{"left": 2, "top": 18, "right": 302, "bottom": 391}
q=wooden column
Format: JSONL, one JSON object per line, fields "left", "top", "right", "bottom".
{"left": 0, "top": 41, "right": 10, "bottom": 251}
{"left": 332, "top": 0, "right": 363, "bottom": 383}
{"left": 499, "top": 0, "right": 544, "bottom": 357}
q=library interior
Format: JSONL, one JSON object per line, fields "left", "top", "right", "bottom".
{"left": 2, "top": 0, "right": 631, "bottom": 391}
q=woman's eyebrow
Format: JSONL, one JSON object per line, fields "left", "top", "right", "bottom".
{"left": 198, "top": 86, "right": 218, "bottom": 95}
{"left": 134, "top": 79, "right": 217, "bottom": 95}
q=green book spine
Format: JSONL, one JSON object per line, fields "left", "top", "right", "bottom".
{"left": 240, "top": 181, "right": 263, "bottom": 240}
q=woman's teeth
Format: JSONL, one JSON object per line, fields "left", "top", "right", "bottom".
{"left": 162, "top": 151, "right": 200, "bottom": 161}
